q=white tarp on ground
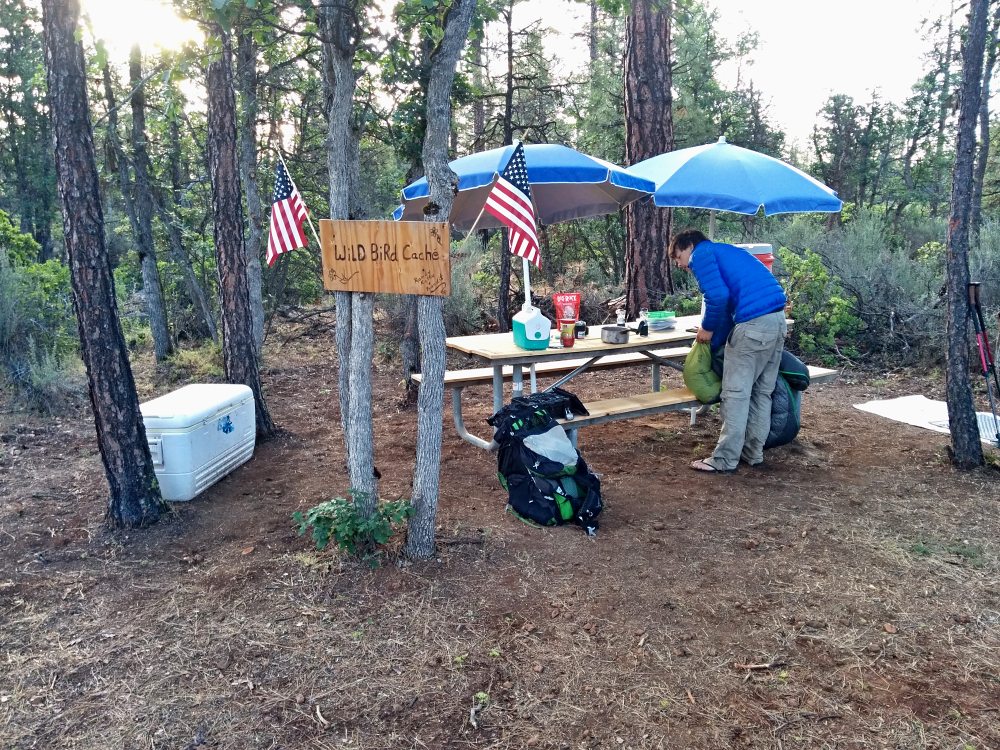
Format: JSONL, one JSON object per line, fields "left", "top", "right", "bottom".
{"left": 854, "top": 394, "right": 1000, "bottom": 445}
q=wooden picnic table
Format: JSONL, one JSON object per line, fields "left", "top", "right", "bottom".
{"left": 439, "top": 315, "right": 703, "bottom": 449}
{"left": 423, "top": 314, "right": 832, "bottom": 450}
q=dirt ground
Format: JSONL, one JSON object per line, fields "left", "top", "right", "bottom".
{"left": 1, "top": 316, "right": 998, "bottom": 750}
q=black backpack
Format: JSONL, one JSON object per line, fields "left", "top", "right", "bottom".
{"left": 488, "top": 393, "right": 602, "bottom": 536}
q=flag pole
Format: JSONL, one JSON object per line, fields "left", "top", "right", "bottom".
{"left": 522, "top": 257, "right": 531, "bottom": 308}
{"left": 275, "top": 150, "right": 322, "bottom": 247}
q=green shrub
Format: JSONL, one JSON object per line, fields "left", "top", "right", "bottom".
{"left": 166, "top": 342, "right": 224, "bottom": 383}
{"left": 0, "top": 241, "right": 83, "bottom": 412}
{"left": 0, "top": 209, "right": 41, "bottom": 265}
{"left": 292, "top": 494, "right": 412, "bottom": 562}
{"left": 778, "top": 247, "right": 861, "bottom": 362}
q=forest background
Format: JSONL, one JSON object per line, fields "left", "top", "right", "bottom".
{"left": 1, "top": 0, "right": 999, "bottom": 413}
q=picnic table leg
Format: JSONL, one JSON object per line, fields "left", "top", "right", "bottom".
{"left": 512, "top": 364, "right": 524, "bottom": 400}
{"left": 452, "top": 388, "right": 498, "bottom": 451}
{"left": 492, "top": 366, "right": 504, "bottom": 416}
{"left": 651, "top": 362, "right": 661, "bottom": 393}
{"left": 567, "top": 428, "right": 578, "bottom": 448}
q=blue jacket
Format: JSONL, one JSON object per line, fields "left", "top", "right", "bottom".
{"left": 689, "top": 240, "right": 787, "bottom": 350}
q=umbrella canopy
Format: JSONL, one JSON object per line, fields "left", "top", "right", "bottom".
{"left": 393, "top": 143, "right": 655, "bottom": 230}
{"left": 625, "top": 137, "right": 842, "bottom": 216}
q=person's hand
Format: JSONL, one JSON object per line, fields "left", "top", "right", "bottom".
{"left": 695, "top": 327, "right": 713, "bottom": 344}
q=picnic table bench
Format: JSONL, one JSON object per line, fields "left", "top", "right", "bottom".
{"left": 415, "top": 316, "right": 838, "bottom": 449}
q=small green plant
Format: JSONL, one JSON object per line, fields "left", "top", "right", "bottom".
{"left": 292, "top": 495, "right": 412, "bottom": 559}
{"left": 909, "top": 539, "right": 933, "bottom": 557}
{"left": 474, "top": 691, "right": 490, "bottom": 706}
{"left": 946, "top": 542, "right": 984, "bottom": 566}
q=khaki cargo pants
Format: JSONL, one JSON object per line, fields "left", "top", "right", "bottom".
{"left": 707, "top": 311, "right": 787, "bottom": 471}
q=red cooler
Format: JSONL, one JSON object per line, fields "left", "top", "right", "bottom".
{"left": 736, "top": 243, "right": 774, "bottom": 273}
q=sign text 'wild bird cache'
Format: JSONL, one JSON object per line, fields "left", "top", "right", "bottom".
{"left": 319, "top": 220, "right": 450, "bottom": 297}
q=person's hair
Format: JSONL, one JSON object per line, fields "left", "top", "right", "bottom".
{"left": 669, "top": 229, "right": 708, "bottom": 259}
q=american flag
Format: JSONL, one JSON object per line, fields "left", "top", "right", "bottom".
{"left": 484, "top": 142, "right": 540, "bottom": 268}
{"left": 267, "top": 161, "right": 308, "bottom": 267}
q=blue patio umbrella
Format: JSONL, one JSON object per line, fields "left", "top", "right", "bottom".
{"left": 625, "top": 136, "right": 842, "bottom": 216}
{"left": 393, "top": 143, "right": 655, "bottom": 229}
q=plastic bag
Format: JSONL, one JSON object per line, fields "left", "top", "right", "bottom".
{"left": 683, "top": 341, "right": 722, "bottom": 403}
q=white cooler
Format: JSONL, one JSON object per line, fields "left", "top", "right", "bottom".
{"left": 140, "top": 384, "right": 256, "bottom": 502}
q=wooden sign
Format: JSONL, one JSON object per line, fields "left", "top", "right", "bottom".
{"left": 319, "top": 219, "right": 450, "bottom": 296}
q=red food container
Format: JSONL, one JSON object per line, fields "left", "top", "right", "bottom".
{"left": 559, "top": 320, "right": 576, "bottom": 348}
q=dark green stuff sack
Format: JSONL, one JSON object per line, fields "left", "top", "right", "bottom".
{"left": 683, "top": 341, "right": 722, "bottom": 403}
{"left": 764, "top": 375, "right": 802, "bottom": 449}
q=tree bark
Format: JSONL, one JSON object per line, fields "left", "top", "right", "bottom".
{"left": 236, "top": 28, "right": 266, "bottom": 357}
{"left": 623, "top": 0, "right": 674, "bottom": 315}
{"left": 347, "top": 291, "right": 378, "bottom": 516}
{"left": 206, "top": 28, "right": 276, "bottom": 440}
{"left": 319, "top": 0, "right": 362, "bottom": 472}
{"left": 496, "top": 1, "right": 515, "bottom": 333}
{"left": 971, "top": 5, "right": 1000, "bottom": 241}
{"left": 471, "top": 31, "right": 486, "bottom": 151}
{"left": 155, "top": 111, "right": 218, "bottom": 342}
{"left": 101, "top": 60, "right": 174, "bottom": 362}
{"left": 946, "top": 0, "right": 988, "bottom": 469}
{"left": 401, "top": 296, "right": 420, "bottom": 402}
{"left": 930, "top": 2, "right": 956, "bottom": 219}
{"left": 129, "top": 46, "right": 173, "bottom": 362}
{"left": 406, "top": 0, "right": 477, "bottom": 561}
{"left": 41, "top": 0, "right": 166, "bottom": 528}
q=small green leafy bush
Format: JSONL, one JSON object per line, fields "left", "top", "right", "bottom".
{"left": 1, "top": 221, "right": 83, "bottom": 412}
{"left": 293, "top": 494, "right": 412, "bottom": 559}
{"left": 778, "top": 247, "right": 861, "bottom": 362}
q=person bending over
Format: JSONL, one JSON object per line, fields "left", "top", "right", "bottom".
{"left": 669, "top": 229, "right": 788, "bottom": 472}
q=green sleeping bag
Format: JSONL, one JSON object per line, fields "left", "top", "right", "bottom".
{"left": 683, "top": 342, "right": 722, "bottom": 403}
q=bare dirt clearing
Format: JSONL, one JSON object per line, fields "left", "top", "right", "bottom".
{"left": 1, "top": 320, "right": 998, "bottom": 749}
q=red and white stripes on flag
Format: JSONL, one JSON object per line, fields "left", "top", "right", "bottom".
{"left": 267, "top": 161, "right": 308, "bottom": 267}
{"left": 483, "top": 142, "right": 541, "bottom": 268}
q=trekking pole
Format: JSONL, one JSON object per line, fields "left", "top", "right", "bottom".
{"left": 968, "top": 282, "right": 1000, "bottom": 446}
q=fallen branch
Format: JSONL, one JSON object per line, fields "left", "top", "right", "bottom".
{"left": 733, "top": 661, "right": 787, "bottom": 670}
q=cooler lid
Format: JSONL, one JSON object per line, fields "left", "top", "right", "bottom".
{"left": 734, "top": 243, "right": 773, "bottom": 254}
{"left": 141, "top": 384, "right": 253, "bottom": 430}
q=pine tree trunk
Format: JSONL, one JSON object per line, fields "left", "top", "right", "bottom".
{"left": 946, "top": 0, "right": 988, "bottom": 468}
{"left": 206, "top": 28, "right": 276, "bottom": 440}
{"left": 319, "top": 0, "right": 362, "bottom": 469}
{"left": 401, "top": 295, "right": 420, "bottom": 402}
{"left": 471, "top": 33, "right": 485, "bottom": 151}
{"left": 623, "top": 0, "right": 674, "bottom": 315}
{"left": 971, "top": 6, "right": 1000, "bottom": 241}
{"left": 129, "top": 46, "right": 173, "bottom": 362}
{"left": 236, "top": 29, "right": 265, "bottom": 357}
{"left": 101, "top": 61, "right": 173, "bottom": 361}
{"left": 498, "top": 231, "right": 511, "bottom": 330}
{"left": 160, "top": 112, "right": 217, "bottom": 342}
{"left": 347, "top": 292, "right": 378, "bottom": 515}
{"left": 930, "top": 2, "right": 956, "bottom": 219}
{"left": 41, "top": 0, "right": 166, "bottom": 528}
{"left": 406, "top": 0, "right": 476, "bottom": 561}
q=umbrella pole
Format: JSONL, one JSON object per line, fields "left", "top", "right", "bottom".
{"left": 709, "top": 210, "right": 716, "bottom": 241}
{"left": 522, "top": 256, "right": 538, "bottom": 393}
